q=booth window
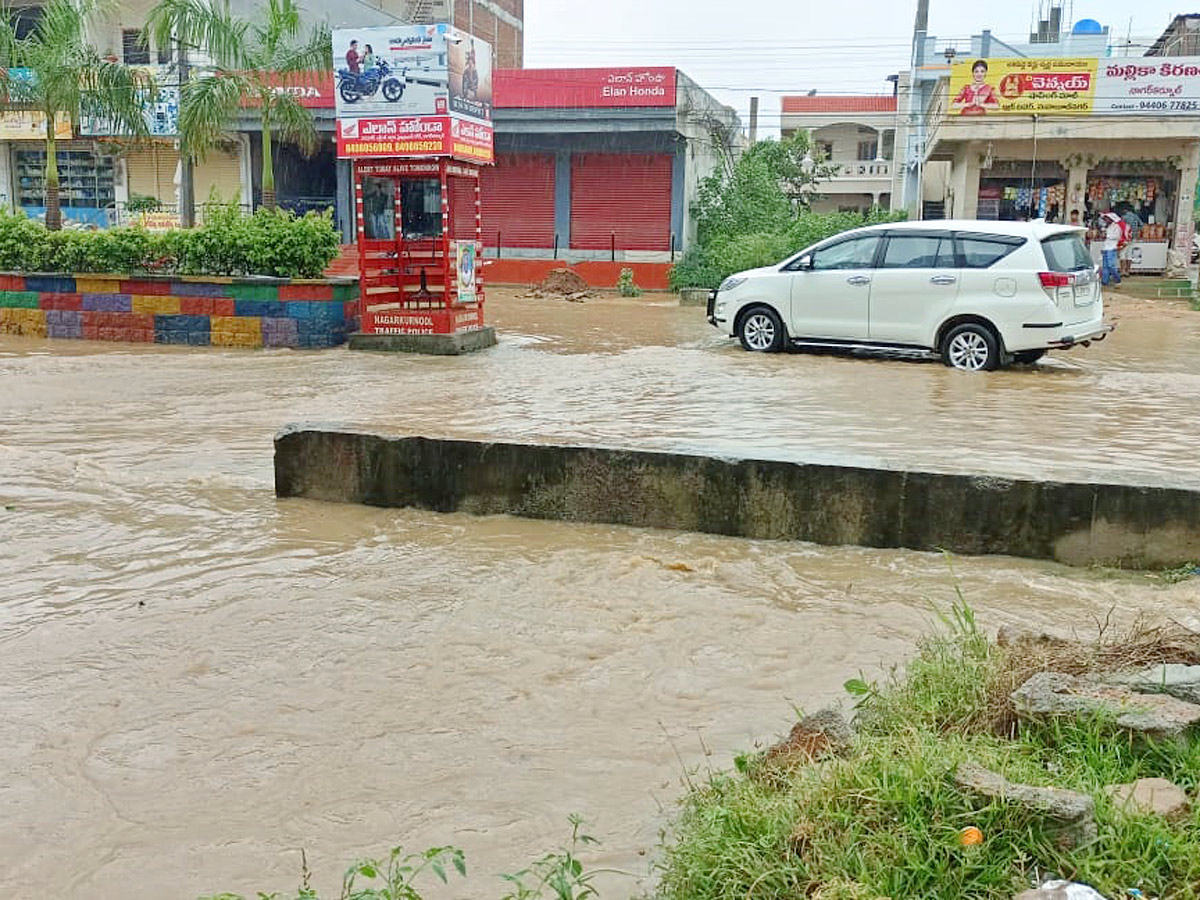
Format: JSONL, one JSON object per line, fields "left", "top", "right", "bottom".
{"left": 401, "top": 179, "right": 442, "bottom": 239}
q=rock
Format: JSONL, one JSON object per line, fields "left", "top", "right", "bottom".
{"left": 1105, "top": 777, "right": 1191, "bottom": 821}
{"left": 1012, "top": 880, "right": 1108, "bottom": 900}
{"left": 760, "top": 705, "right": 854, "bottom": 773}
{"left": 954, "top": 761, "right": 1096, "bottom": 848}
{"left": 678, "top": 288, "right": 710, "bottom": 307}
{"left": 1011, "top": 671, "right": 1200, "bottom": 742}
{"left": 1110, "top": 664, "right": 1200, "bottom": 705}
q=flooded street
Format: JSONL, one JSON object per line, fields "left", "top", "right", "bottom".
{"left": 1, "top": 288, "right": 1199, "bottom": 900}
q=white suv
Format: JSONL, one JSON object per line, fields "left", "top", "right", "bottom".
{"left": 706, "top": 220, "right": 1113, "bottom": 370}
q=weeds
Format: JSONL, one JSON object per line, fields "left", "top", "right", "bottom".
{"left": 501, "top": 814, "right": 610, "bottom": 900}
{"left": 616, "top": 268, "right": 642, "bottom": 297}
{"left": 652, "top": 594, "right": 1200, "bottom": 900}
{"left": 198, "top": 818, "right": 620, "bottom": 900}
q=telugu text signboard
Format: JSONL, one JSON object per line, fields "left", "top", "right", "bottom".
{"left": 950, "top": 57, "right": 1095, "bottom": 115}
{"left": 1096, "top": 59, "right": 1200, "bottom": 114}
{"left": 494, "top": 67, "right": 677, "bottom": 109}
{"left": 950, "top": 56, "right": 1200, "bottom": 116}
{"left": 0, "top": 110, "right": 71, "bottom": 140}
{"left": 336, "top": 115, "right": 493, "bottom": 163}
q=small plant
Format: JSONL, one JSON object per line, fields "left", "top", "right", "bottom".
{"left": 501, "top": 814, "right": 607, "bottom": 900}
{"left": 616, "top": 267, "right": 642, "bottom": 297}
{"left": 199, "top": 845, "right": 466, "bottom": 900}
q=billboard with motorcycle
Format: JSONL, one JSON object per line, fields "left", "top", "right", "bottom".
{"left": 333, "top": 24, "right": 491, "bottom": 123}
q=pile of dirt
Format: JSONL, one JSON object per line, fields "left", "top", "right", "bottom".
{"left": 521, "top": 268, "right": 592, "bottom": 301}
{"left": 539, "top": 268, "right": 589, "bottom": 294}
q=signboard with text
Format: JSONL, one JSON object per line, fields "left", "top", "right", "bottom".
{"left": 494, "top": 67, "right": 677, "bottom": 109}
{"left": 333, "top": 23, "right": 493, "bottom": 162}
{"left": 950, "top": 56, "right": 1200, "bottom": 116}
{"left": 332, "top": 23, "right": 491, "bottom": 121}
{"left": 336, "top": 116, "right": 493, "bottom": 163}
{"left": 79, "top": 65, "right": 179, "bottom": 136}
{"left": 0, "top": 110, "right": 71, "bottom": 140}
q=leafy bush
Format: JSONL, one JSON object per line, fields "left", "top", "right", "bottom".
{"left": 0, "top": 207, "right": 340, "bottom": 279}
{"left": 670, "top": 132, "right": 907, "bottom": 291}
{"left": 616, "top": 267, "right": 642, "bottom": 297}
{"left": 670, "top": 207, "right": 907, "bottom": 291}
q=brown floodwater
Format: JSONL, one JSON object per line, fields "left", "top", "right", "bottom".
{"left": 1, "top": 289, "right": 1198, "bottom": 900}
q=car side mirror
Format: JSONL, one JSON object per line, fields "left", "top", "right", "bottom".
{"left": 795, "top": 255, "right": 813, "bottom": 271}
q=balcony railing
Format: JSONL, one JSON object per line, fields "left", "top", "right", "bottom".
{"left": 831, "top": 161, "right": 892, "bottom": 179}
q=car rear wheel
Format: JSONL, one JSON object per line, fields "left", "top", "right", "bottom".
{"left": 942, "top": 323, "right": 1001, "bottom": 371}
{"left": 737, "top": 306, "right": 785, "bottom": 352}
{"left": 1012, "top": 349, "right": 1046, "bottom": 364}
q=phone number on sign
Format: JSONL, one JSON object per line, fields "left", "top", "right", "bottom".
{"left": 1137, "top": 99, "right": 1200, "bottom": 111}
{"left": 343, "top": 140, "right": 444, "bottom": 154}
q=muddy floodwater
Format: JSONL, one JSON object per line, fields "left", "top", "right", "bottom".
{"left": 1, "top": 290, "right": 1199, "bottom": 900}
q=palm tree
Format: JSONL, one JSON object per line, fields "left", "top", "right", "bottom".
{"left": 146, "top": 0, "right": 331, "bottom": 212}
{"left": 0, "top": 0, "right": 154, "bottom": 230}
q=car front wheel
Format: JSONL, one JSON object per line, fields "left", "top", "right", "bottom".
{"left": 942, "top": 323, "right": 1001, "bottom": 371}
{"left": 737, "top": 306, "right": 785, "bottom": 352}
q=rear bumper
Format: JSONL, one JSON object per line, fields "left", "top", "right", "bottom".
{"left": 1045, "top": 321, "right": 1115, "bottom": 348}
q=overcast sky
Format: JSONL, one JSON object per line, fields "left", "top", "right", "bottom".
{"left": 524, "top": 0, "right": 1185, "bottom": 133}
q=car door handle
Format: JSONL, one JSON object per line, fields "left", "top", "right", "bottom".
{"left": 846, "top": 275, "right": 871, "bottom": 285}
{"left": 930, "top": 275, "right": 957, "bottom": 285}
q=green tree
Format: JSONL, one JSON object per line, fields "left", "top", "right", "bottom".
{"left": 146, "top": 0, "right": 331, "bottom": 211}
{"left": 0, "top": 0, "right": 154, "bottom": 230}
{"left": 671, "top": 132, "right": 905, "bottom": 290}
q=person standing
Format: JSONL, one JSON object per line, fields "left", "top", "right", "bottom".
{"left": 362, "top": 44, "right": 376, "bottom": 72}
{"left": 1100, "top": 212, "right": 1122, "bottom": 286}
{"left": 345, "top": 40, "right": 360, "bottom": 75}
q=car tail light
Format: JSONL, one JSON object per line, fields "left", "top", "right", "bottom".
{"left": 1038, "top": 272, "right": 1075, "bottom": 288}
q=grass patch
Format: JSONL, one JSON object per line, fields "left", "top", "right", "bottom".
{"left": 652, "top": 599, "right": 1200, "bottom": 900}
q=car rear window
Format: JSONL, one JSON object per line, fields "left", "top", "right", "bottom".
{"left": 956, "top": 234, "right": 1026, "bottom": 268}
{"left": 1041, "top": 233, "right": 1093, "bottom": 272}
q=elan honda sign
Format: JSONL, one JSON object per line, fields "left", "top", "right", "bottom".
{"left": 494, "top": 67, "right": 677, "bottom": 109}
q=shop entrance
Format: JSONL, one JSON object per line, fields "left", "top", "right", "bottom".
{"left": 1083, "top": 172, "right": 1174, "bottom": 273}
{"left": 354, "top": 159, "right": 484, "bottom": 337}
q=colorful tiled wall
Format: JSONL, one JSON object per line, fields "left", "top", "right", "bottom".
{"left": 0, "top": 274, "right": 359, "bottom": 348}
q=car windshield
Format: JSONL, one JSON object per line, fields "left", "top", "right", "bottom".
{"left": 1041, "top": 233, "right": 1093, "bottom": 272}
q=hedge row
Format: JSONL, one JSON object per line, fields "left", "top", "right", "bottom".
{"left": 0, "top": 205, "right": 341, "bottom": 279}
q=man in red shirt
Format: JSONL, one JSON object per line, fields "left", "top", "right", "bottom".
{"left": 346, "top": 40, "right": 360, "bottom": 75}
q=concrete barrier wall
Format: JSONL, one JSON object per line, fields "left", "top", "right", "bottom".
{"left": 274, "top": 427, "right": 1200, "bottom": 568}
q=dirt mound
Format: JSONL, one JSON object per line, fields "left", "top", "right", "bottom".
{"left": 538, "top": 268, "right": 589, "bottom": 294}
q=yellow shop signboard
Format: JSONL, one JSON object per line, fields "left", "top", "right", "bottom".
{"left": 950, "top": 57, "right": 1097, "bottom": 116}
{"left": 0, "top": 111, "right": 72, "bottom": 140}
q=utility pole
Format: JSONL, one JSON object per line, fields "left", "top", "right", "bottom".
{"left": 176, "top": 37, "right": 195, "bottom": 227}
{"left": 748, "top": 96, "right": 758, "bottom": 144}
{"left": 907, "top": 0, "right": 931, "bottom": 219}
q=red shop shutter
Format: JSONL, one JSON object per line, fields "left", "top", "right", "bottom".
{"left": 481, "top": 154, "right": 556, "bottom": 248}
{"left": 570, "top": 153, "right": 672, "bottom": 251}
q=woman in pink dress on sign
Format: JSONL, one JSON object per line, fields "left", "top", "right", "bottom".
{"left": 953, "top": 60, "right": 999, "bottom": 115}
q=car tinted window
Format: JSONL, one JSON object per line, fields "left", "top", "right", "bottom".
{"left": 811, "top": 235, "right": 880, "bottom": 270}
{"left": 957, "top": 234, "right": 1025, "bottom": 268}
{"left": 880, "top": 234, "right": 956, "bottom": 269}
{"left": 1041, "top": 233, "right": 1093, "bottom": 271}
